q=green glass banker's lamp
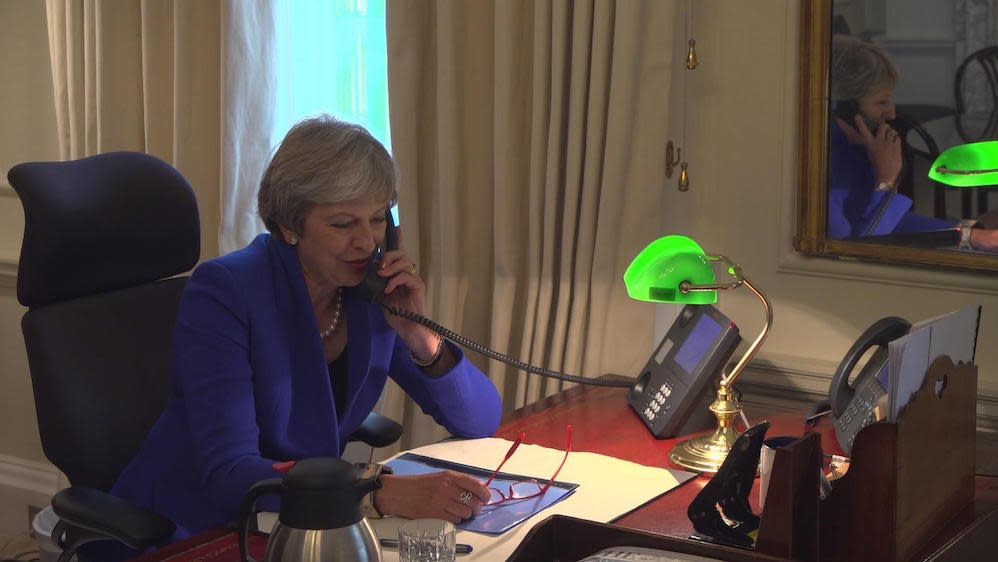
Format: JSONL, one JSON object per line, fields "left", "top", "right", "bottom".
{"left": 929, "top": 140, "right": 998, "bottom": 187}
{"left": 624, "top": 235, "right": 773, "bottom": 473}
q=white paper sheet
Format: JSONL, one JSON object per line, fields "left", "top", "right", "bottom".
{"left": 887, "top": 304, "right": 980, "bottom": 421}
{"left": 887, "top": 328, "right": 930, "bottom": 422}
{"left": 370, "top": 437, "right": 696, "bottom": 562}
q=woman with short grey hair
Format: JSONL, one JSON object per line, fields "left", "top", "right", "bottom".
{"left": 827, "top": 36, "right": 998, "bottom": 250}
{"left": 258, "top": 115, "right": 399, "bottom": 236}
{"left": 827, "top": 35, "right": 945, "bottom": 238}
{"left": 109, "top": 114, "right": 502, "bottom": 550}
{"left": 830, "top": 34, "right": 899, "bottom": 105}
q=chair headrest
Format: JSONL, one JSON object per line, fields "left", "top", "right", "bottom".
{"left": 9, "top": 151, "right": 201, "bottom": 307}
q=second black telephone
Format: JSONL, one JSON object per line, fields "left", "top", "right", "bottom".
{"left": 827, "top": 316, "right": 911, "bottom": 454}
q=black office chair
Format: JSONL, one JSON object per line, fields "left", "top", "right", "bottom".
{"left": 10, "top": 152, "right": 402, "bottom": 561}
{"left": 11, "top": 152, "right": 198, "bottom": 561}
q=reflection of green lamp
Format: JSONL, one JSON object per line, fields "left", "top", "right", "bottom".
{"left": 929, "top": 140, "right": 998, "bottom": 187}
{"left": 624, "top": 235, "right": 773, "bottom": 473}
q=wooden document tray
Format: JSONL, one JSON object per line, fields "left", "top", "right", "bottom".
{"left": 757, "top": 355, "right": 978, "bottom": 561}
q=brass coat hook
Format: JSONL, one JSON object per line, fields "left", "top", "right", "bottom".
{"left": 666, "top": 140, "right": 682, "bottom": 178}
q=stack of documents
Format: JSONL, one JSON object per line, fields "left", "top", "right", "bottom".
{"left": 886, "top": 304, "right": 981, "bottom": 422}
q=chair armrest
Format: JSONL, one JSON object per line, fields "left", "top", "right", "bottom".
{"left": 348, "top": 412, "right": 403, "bottom": 448}
{"left": 51, "top": 486, "right": 175, "bottom": 554}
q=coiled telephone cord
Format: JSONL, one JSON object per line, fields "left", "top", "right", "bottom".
{"left": 382, "top": 303, "right": 634, "bottom": 388}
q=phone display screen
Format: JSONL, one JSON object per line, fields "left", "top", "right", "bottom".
{"left": 674, "top": 314, "right": 723, "bottom": 376}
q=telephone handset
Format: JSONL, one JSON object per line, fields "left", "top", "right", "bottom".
{"left": 828, "top": 316, "right": 911, "bottom": 454}
{"left": 833, "top": 98, "right": 885, "bottom": 135}
{"left": 833, "top": 98, "right": 861, "bottom": 125}
{"left": 357, "top": 209, "right": 399, "bottom": 303}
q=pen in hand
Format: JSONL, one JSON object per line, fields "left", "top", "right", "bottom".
{"left": 379, "top": 538, "right": 473, "bottom": 555}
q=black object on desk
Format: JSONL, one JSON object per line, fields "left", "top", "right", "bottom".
{"left": 687, "top": 421, "right": 770, "bottom": 548}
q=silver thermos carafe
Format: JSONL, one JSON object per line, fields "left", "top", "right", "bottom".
{"left": 238, "top": 457, "right": 383, "bottom": 562}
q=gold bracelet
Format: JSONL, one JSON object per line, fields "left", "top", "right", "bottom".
{"left": 410, "top": 334, "right": 444, "bottom": 368}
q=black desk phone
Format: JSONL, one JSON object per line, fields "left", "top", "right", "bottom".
{"left": 828, "top": 316, "right": 911, "bottom": 454}
{"left": 628, "top": 305, "right": 741, "bottom": 439}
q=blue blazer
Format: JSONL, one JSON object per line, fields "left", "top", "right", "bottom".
{"left": 827, "top": 121, "right": 954, "bottom": 238}
{"left": 111, "top": 233, "right": 502, "bottom": 540}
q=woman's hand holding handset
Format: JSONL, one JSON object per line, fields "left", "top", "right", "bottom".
{"left": 376, "top": 227, "right": 453, "bottom": 372}
{"left": 835, "top": 115, "right": 903, "bottom": 188}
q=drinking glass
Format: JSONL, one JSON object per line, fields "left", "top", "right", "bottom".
{"left": 397, "top": 519, "right": 456, "bottom": 562}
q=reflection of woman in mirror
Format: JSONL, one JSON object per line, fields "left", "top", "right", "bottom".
{"left": 827, "top": 35, "right": 998, "bottom": 251}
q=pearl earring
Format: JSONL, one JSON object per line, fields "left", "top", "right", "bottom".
{"left": 290, "top": 235, "right": 298, "bottom": 246}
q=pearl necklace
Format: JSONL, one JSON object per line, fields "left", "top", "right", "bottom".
{"left": 320, "top": 288, "right": 343, "bottom": 340}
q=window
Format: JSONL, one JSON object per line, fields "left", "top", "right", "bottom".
{"left": 272, "top": 0, "right": 390, "bottom": 151}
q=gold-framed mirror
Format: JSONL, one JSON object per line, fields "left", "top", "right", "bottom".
{"left": 794, "top": 0, "right": 998, "bottom": 272}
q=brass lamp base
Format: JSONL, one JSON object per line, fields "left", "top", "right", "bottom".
{"left": 669, "top": 425, "right": 741, "bottom": 473}
{"left": 669, "top": 385, "right": 743, "bottom": 473}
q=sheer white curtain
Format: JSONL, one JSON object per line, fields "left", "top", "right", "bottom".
{"left": 44, "top": 0, "right": 275, "bottom": 258}
{"left": 383, "top": 0, "right": 678, "bottom": 451}
{"left": 220, "top": 2, "right": 276, "bottom": 253}
{"left": 221, "top": 0, "right": 391, "bottom": 252}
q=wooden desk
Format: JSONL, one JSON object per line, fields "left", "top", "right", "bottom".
{"left": 496, "top": 384, "right": 807, "bottom": 538}
{"left": 133, "top": 383, "right": 998, "bottom": 561}
{"left": 498, "top": 384, "right": 998, "bottom": 561}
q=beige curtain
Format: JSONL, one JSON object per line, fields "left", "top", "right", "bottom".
{"left": 384, "top": 0, "right": 678, "bottom": 452}
{"left": 44, "top": 0, "right": 275, "bottom": 259}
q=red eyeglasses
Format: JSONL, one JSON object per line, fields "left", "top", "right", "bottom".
{"left": 482, "top": 425, "right": 572, "bottom": 506}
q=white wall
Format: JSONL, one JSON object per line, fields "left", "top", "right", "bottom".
{"left": 0, "top": 0, "right": 59, "bottom": 466}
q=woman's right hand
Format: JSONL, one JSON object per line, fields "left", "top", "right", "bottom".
{"left": 374, "top": 471, "right": 492, "bottom": 523}
{"left": 836, "top": 115, "right": 903, "bottom": 187}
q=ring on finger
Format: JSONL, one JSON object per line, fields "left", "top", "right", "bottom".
{"left": 458, "top": 490, "right": 472, "bottom": 505}
{"left": 410, "top": 263, "right": 417, "bottom": 274}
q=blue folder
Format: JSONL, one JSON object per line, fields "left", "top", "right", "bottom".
{"left": 386, "top": 453, "right": 578, "bottom": 535}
